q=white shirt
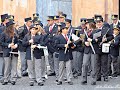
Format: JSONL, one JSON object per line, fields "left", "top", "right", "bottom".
{"left": 98, "top": 26, "right": 103, "bottom": 30}
{"left": 113, "top": 20, "right": 119, "bottom": 28}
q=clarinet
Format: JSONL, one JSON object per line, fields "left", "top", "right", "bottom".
{"left": 99, "top": 28, "right": 110, "bottom": 46}
{"left": 64, "top": 29, "right": 73, "bottom": 54}
{"left": 84, "top": 29, "right": 96, "bottom": 54}
{"left": 31, "top": 35, "right": 34, "bottom": 61}
{"left": 10, "top": 36, "right": 15, "bottom": 57}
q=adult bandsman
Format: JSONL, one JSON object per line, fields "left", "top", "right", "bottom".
{"left": 95, "top": 15, "right": 113, "bottom": 82}
{"left": 18, "top": 17, "right": 33, "bottom": 76}
{"left": 44, "top": 16, "right": 58, "bottom": 76}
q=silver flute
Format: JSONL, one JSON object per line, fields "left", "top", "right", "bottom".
{"left": 84, "top": 29, "right": 96, "bottom": 54}
{"left": 64, "top": 29, "right": 73, "bottom": 54}
{"left": 31, "top": 36, "right": 34, "bottom": 61}
{"left": 99, "top": 28, "right": 110, "bottom": 46}
{"left": 10, "top": 36, "right": 15, "bottom": 57}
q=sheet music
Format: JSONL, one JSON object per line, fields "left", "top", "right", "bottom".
{"left": 37, "top": 45, "right": 49, "bottom": 56}
{"left": 43, "top": 48, "right": 49, "bottom": 56}
{"left": 72, "top": 34, "right": 80, "bottom": 41}
{"left": 37, "top": 45, "right": 47, "bottom": 49}
{"left": 93, "top": 31, "right": 101, "bottom": 39}
{"left": 10, "top": 52, "right": 18, "bottom": 54}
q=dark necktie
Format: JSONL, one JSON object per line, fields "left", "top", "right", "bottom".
{"left": 65, "top": 35, "right": 68, "bottom": 41}
{"left": 49, "top": 26, "right": 52, "bottom": 32}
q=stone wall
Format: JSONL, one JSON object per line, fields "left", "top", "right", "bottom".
{"left": 0, "top": 0, "right": 119, "bottom": 27}
{"left": 0, "top": 0, "right": 36, "bottom": 25}
{"left": 72, "top": 0, "right": 119, "bottom": 26}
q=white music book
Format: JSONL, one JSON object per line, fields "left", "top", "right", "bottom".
{"left": 72, "top": 34, "right": 80, "bottom": 41}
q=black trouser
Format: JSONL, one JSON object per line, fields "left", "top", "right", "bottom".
{"left": 118, "top": 48, "right": 120, "bottom": 75}
{"left": 96, "top": 53, "right": 108, "bottom": 79}
{"left": 108, "top": 54, "right": 118, "bottom": 77}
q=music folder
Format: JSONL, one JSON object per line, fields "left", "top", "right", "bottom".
{"left": 93, "top": 31, "right": 101, "bottom": 39}
{"left": 72, "top": 34, "right": 80, "bottom": 41}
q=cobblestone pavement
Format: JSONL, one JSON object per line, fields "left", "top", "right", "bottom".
{"left": 0, "top": 76, "right": 120, "bottom": 90}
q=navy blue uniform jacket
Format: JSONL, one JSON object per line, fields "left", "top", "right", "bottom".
{"left": 56, "top": 34, "right": 73, "bottom": 61}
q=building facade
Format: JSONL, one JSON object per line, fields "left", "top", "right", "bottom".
{"left": 36, "top": 0, "right": 72, "bottom": 25}
{"left": 72, "top": 0, "right": 119, "bottom": 26}
{"left": 0, "top": 0, "right": 36, "bottom": 25}
{"left": 0, "top": 0, "right": 119, "bottom": 26}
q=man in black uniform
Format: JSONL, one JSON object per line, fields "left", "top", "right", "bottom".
{"left": 110, "top": 14, "right": 120, "bottom": 30}
{"left": 8, "top": 15, "right": 14, "bottom": 21}
{"left": 76, "top": 18, "right": 87, "bottom": 30}
{"left": 94, "top": 14, "right": 110, "bottom": 28}
{"left": 54, "top": 16, "right": 59, "bottom": 25}
{"left": 0, "top": 14, "right": 9, "bottom": 33}
{"left": 33, "top": 13, "right": 43, "bottom": 27}
{"left": 33, "top": 17, "right": 43, "bottom": 28}
{"left": 74, "top": 18, "right": 87, "bottom": 76}
{"left": 95, "top": 15, "right": 113, "bottom": 81}
{"left": 59, "top": 13, "right": 67, "bottom": 26}
{"left": 33, "top": 13, "right": 39, "bottom": 18}
{"left": 44, "top": 16, "right": 58, "bottom": 76}
{"left": 18, "top": 17, "right": 32, "bottom": 76}
{"left": 0, "top": 14, "right": 9, "bottom": 81}
{"left": 110, "top": 14, "right": 120, "bottom": 75}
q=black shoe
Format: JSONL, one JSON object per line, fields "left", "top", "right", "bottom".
{"left": 2, "top": 82, "right": 8, "bottom": 85}
{"left": 42, "top": 77, "right": 46, "bottom": 82}
{"left": 104, "top": 78, "right": 108, "bottom": 82}
{"left": 56, "top": 80, "right": 58, "bottom": 82}
{"left": 96, "top": 78, "right": 101, "bottom": 81}
{"left": 112, "top": 76, "right": 118, "bottom": 79}
{"left": 48, "top": 72, "right": 56, "bottom": 76}
{"left": 38, "top": 82, "right": 44, "bottom": 86}
{"left": 11, "top": 81, "right": 16, "bottom": 85}
{"left": 57, "top": 81, "right": 62, "bottom": 85}
{"left": 63, "top": 78, "right": 67, "bottom": 81}
{"left": 91, "top": 81, "right": 96, "bottom": 85}
{"left": 73, "top": 74, "right": 78, "bottom": 79}
{"left": 34, "top": 80, "right": 37, "bottom": 83}
{"left": 78, "top": 73, "right": 81, "bottom": 76}
{"left": 112, "top": 74, "right": 118, "bottom": 78}
{"left": 22, "top": 72, "right": 28, "bottom": 77}
{"left": 81, "top": 81, "right": 87, "bottom": 85}
{"left": 68, "top": 81, "right": 73, "bottom": 85}
{"left": 29, "top": 82, "right": 34, "bottom": 86}
{"left": 87, "top": 73, "right": 90, "bottom": 76}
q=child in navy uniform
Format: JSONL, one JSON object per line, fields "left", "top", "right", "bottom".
{"left": 56, "top": 24, "right": 73, "bottom": 85}
{"left": 108, "top": 27, "right": 120, "bottom": 78}
{"left": 22, "top": 25, "right": 44, "bottom": 86}
{"left": 0, "top": 21, "right": 18, "bottom": 85}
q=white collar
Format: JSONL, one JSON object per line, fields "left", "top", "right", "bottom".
{"left": 98, "top": 26, "right": 103, "bottom": 29}
{"left": 113, "top": 21, "right": 119, "bottom": 26}
{"left": 62, "top": 33, "right": 67, "bottom": 37}
{"left": 50, "top": 24, "right": 55, "bottom": 28}
{"left": 25, "top": 24, "right": 29, "bottom": 30}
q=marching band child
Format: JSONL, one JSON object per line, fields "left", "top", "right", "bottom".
{"left": 108, "top": 27, "right": 120, "bottom": 78}
{"left": 56, "top": 24, "right": 73, "bottom": 85}
{"left": 0, "top": 21, "right": 18, "bottom": 85}
{"left": 22, "top": 25, "right": 44, "bottom": 86}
